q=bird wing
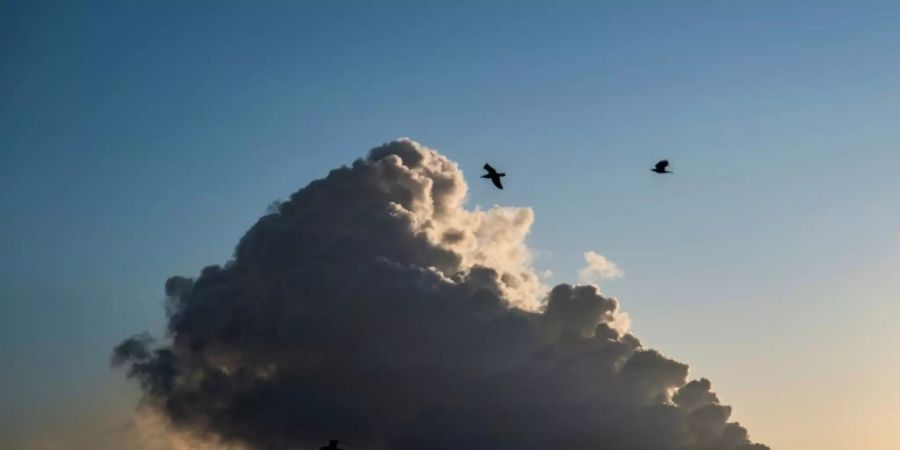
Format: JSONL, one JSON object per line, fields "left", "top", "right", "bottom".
{"left": 655, "top": 160, "right": 669, "bottom": 171}
{"left": 483, "top": 163, "right": 496, "bottom": 174}
{"left": 491, "top": 176, "right": 503, "bottom": 189}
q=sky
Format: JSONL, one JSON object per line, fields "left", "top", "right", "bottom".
{"left": 2, "top": 1, "right": 900, "bottom": 449}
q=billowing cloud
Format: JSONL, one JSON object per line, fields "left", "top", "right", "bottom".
{"left": 113, "top": 139, "right": 768, "bottom": 450}
{"left": 579, "top": 250, "right": 624, "bottom": 283}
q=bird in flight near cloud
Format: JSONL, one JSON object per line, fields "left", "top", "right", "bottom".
{"left": 651, "top": 159, "right": 672, "bottom": 174}
{"left": 482, "top": 163, "right": 506, "bottom": 189}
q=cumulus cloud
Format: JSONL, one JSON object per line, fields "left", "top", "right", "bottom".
{"left": 579, "top": 250, "right": 624, "bottom": 283}
{"left": 113, "top": 139, "right": 767, "bottom": 450}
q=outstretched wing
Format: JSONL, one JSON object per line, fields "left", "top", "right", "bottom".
{"left": 655, "top": 160, "right": 669, "bottom": 171}
{"left": 491, "top": 176, "right": 503, "bottom": 190}
{"left": 483, "top": 163, "right": 496, "bottom": 174}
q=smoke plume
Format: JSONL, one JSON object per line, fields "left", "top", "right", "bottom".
{"left": 114, "top": 139, "right": 768, "bottom": 450}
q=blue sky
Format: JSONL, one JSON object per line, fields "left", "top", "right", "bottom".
{"left": 3, "top": 1, "right": 900, "bottom": 448}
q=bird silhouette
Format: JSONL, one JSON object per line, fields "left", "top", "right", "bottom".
{"left": 320, "top": 440, "right": 347, "bottom": 450}
{"left": 482, "top": 163, "right": 506, "bottom": 189}
{"left": 651, "top": 160, "right": 672, "bottom": 174}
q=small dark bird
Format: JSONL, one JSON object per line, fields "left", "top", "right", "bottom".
{"left": 320, "top": 440, "right": 347, "bottom": 450}
{"left": 651, "top": 160, "right": 672, "bottom": 174}
{"left": 482, "top": 163, "right": 506, "bottom": 189}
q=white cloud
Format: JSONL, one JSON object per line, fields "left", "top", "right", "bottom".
{"left": 578, "top": 250, "right": 624, "bottom": 283}
{"left": 113, "top": 139, "right": 767, "bottom": 450}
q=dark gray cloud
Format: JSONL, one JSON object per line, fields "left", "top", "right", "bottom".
{"left": 114, "top": 139, "right": 768, "bottom": 450}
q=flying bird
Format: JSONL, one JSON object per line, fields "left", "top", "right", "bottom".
{"left": 320, "top": 440, "right": 347, "bottom": 450}
{"left": 651, "top": 160, "right": 672, "bottom": 174}
{"left": 482, "top": 163, "right": 506, "bottom": 189}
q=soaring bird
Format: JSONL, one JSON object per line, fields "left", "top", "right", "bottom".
{"left": 320, "top": 440, "right": 347, "bottom": 450}
{"left": 651, "top": 160, "right": 672, "bottom": 174}
{"left": 482, "top": 163, "right": 506, "bottom": 189}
